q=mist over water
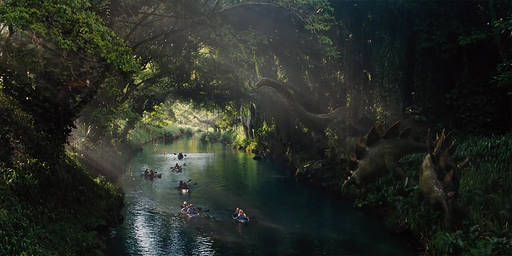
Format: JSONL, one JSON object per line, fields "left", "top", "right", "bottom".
{"left": 107, "top": 137, "right": 412, "bottom": 255}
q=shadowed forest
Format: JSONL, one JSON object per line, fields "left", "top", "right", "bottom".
{"left": 1, "top": 0, "right": 511, "bottom": 255}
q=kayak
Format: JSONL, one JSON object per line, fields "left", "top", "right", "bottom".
{"left": 170, "top": 167, "right": 182, "bottom": 173}
{"left": 232, "top": 215, "right": 249, "bottom": 224}
{"left": 144, "top": 173, "right": 161, "bottom": 178}
{"left": 187, "top": 212, "right": 199, "bottom": 218}
{"left": 181, "top": 208, "right": 199, "bottom": 218}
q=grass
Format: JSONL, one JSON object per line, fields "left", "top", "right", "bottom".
{"left": 127, "top": 123, "right": 193, "bottom": 145}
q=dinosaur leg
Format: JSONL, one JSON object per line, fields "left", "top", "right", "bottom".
{"left": 439, "top": 197, "right": 451, "bottom": 227}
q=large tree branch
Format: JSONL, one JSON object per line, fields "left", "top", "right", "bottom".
{"left": 130, "top": 29, "right": 181, "bottom": 50}
{"left": 123, "top": 8, "right": 159, "bottom": 41}
{"left": 192, "top": 113, "right": 219, "bottom": 127}
{"left": 118, "top": 75, "right": 164, "bottom": 104}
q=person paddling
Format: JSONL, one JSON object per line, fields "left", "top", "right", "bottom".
{"left": 238, "top": 209, "right": 249, "bottom": 221}
{"left": 187, "top": 204, "right": 198, "bottom": 214}
{"left": 234, "top": 208, "right": 249, "bottom": 223}
{"left": 179, "top": 181, "right": 189, "bottom": 189}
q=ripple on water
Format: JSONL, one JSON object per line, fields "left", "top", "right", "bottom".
{"left": 193, "top": 235, "right": 215, "bottom": 256}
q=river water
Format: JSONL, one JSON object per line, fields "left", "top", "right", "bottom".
{"left": 107, "top": 137, "right": 412, "bottom": 255}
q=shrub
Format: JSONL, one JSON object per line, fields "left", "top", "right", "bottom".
{"left": 0, "top": 154, "right": 123, "bottom": 255}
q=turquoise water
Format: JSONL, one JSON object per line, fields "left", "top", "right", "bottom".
{"left": 107, "top": 138, "right": 413, "bottom": 255}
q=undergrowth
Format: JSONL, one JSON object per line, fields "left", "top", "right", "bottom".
{"left": 352, "top": 134, "right": 512, "bottom": 255}
{"left": 200, "top": 130, "right": 234, "bottom": 145}
{"left": 128, "top": 123, "right": 193, "bottom": 144}
{"left": 0, "top": 154, "right": 123, "bottom": 255}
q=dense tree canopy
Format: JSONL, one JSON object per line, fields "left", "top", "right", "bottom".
{"left": 0, "top": 0, "right": 138, "bottom": 162}
{"left": 77, "top": 0, "right": 512, "bottom": 147}
{"left": 1, "top": 0, "right": 511, "bottom": 255}
{"left": 2, "top": 0, "right": 509, "bottom": 176}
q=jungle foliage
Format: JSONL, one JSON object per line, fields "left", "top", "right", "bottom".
{"left": 353, "top": 134, "right": 512, "bottom": 255}
{"left": 1, "top": 0, "right": 511, "bottom": 255}
{"left": 0, "top": 0, "right": 130, "bottom": 254}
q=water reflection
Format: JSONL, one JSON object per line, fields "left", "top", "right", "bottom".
{"left": 134, "top": 211, "right": 155, "bottom": 256}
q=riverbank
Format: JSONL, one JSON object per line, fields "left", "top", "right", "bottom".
{"left": 0, "top": 124, "right": 199, "bottom": 254}
{"left": 68, "top": 123, "right": 196, "bottom": 181}
{"left": 233, "top": 133, "right": 512, "bottom": 255}
{"left": 358, "top": 134, "right": 512, "bottom": 255}
{"left": 0, "top": 153, "right": 124, "bottom": 255}
{"left": 128, "top": 123, "right": 194, "bottom": 145}
{"left": 0, "top": 92, "right": 125, "bottom": 255}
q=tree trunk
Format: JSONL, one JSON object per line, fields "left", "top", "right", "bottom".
{"left": 401, "top": 16, "right": 417, "bottom": 118}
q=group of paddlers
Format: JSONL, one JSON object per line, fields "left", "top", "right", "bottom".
{"left": 144, "top": 153, "right": 186, "bottom": 177}
{"left": 168, "top": 152, "right": 250, "bottom": 224}
{"left": 179, "top": 201, "right": 250, "bottom": 223}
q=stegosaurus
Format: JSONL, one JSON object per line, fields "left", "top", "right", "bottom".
{"left": 420, "top": 129, "right": 469, "bottom": 226}
{"left": 342, "top": 121, "right": 426, "bottom": 192}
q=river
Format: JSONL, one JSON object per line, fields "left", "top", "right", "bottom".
{"left": 107, "top": 137, "right": 412, "bottom": 255}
